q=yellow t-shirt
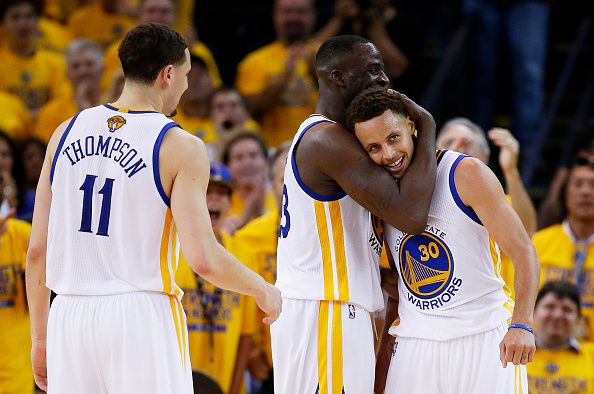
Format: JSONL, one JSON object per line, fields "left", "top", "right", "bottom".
{"left": 0, "top": 219, "right": 33, "bottom": 394}
{"left": 44, "top": 0, "right": 84, "bottom": 23}
{"left": 533, "top": 223, "right": 594, "bottom": 342}
{"left": 172, "top": 111, "right": 217, "bottom": 144}
{"left": 37, "top": 17, "right": 74, "bottom": 53}
{"left": 0, "top": 92, "right": 32, "bottom": 141}
{"left": 101, "top": 39, "right": 222, "bottom": 93}
{"left": 175, "top": 237, "right": 256, "bottom": 392}
{"left": 528, "top": 342, "right": 594, "bottom": 394}
{"left": 229, "top": 189, "right": 278, "bottom": 220}
{"left": 233, "top": 210, "right": 279, "bottom": 367}
{"left": 67, "top": 3, "right": 136, "bottom": 48}
{"left": 0, "top": 45, "right": 70, "bottom": 113}
{"left": 236, "top": 41, "right": 318, "bottom": 148}
{"left": 34, "top": 95, "right": 78, "bottom": 143}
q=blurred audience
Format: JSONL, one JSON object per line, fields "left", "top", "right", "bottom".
{"left": 0, "top": 92, "right": 32, "bottom": 141}
{"left": 464, "top": 0, "right": 549, "bottom": 173}
{"left": 67, "top": 0, "right": 135, "bottom": 48}
{"left": 35, "top": 39, "right": 103, "bottom": 143}
{"left": 220, "top": 131, "right": 277, "bottom": 235}
{"left": 528, "top": 281, "right": 594, "bottom": 393}
{"left": 533, "top": 156, "right": 594, "bottom": 342}
{"left": 235, "top": 0, "right": 319, "bottom": 147}
{"left": 233, "top": 143, "right": 290, "bottom": 394}
{"left": 176, "top": 162, "right": 255, "bottom": 394}
{"left": 0, "top": 211, "right": 32, "bottom": 393}
{"left": 0, "top": 131, "right": 25, "bottom": 216}
{"left": 17, "top": 137, "right": 45, "bottom": 222}
{"left": 0, "top": 0, "right": 70, "bottom": 114}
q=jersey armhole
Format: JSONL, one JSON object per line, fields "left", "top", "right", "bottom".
{"left": 291, "top": 120, "right": 347, "bottom": 202}
{"left": 152, "top": 121, "right": 180, "bottom": 207}
{"left": 50, "top": 112, "right": 81, "bottom": 185}
{"left": 448, "top": 154, "right": 483, "bottom": 226}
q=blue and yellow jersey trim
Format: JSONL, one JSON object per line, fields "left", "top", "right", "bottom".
{"left": 104, "top": 103, "right": 159, "bottom": 114}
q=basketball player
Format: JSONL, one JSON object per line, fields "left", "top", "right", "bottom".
{"left": 347, "top": 87, "right": 539, "bottom": 394}
{"left": 25, "top": 23, "right": 281, "bottom": 394}
{"left": 272, "top": 35, "right": 437, "bottom": 394}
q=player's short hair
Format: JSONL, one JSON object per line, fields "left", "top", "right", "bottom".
{"left": 440, "top": 117, "right": 490, "bottom": 157}
{"left": 535, "top": 280, "right": 581, "bottom": 316}
{"left": 66, "top": 39, "right": 103, "bottom": 63}
{"left": 347, "top": 87, "right": 407, "bottom": 131}
{"left": 315, "top": 35, "right": 371, "bottom": 70}
{"left": 0, "top": 0, "right": 42, "bottom": 20}
{"left": 118, "top": 23, "right": 187, "bottom": 85}
{"left": 220, "top": 131, "right": 268, "bottom": 166}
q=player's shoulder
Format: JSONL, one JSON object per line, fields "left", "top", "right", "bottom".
{"left": 160, "top": 126, "right": 208, "bottom": 163}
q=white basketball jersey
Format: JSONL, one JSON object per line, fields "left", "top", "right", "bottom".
{"left": 275, "top": 115, "right": 384, "bottom": 312}
{"left": 46, "top": 104, "right": 181, "bottom": 296}
{"left": 387, "top": 150, "right": 513, "bottom": 340}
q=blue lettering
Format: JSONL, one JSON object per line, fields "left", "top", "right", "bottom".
{"left": 62, "top": 146, "right": 76, "bottom": 165}
{"left": 96, "top": 135, "right": 111, "bottom": 157}
{"left": 85, "top": 136, "right": 95, "bottom": 156}
{"left": 109, "top": 138, "right": 122, "bottom": 159}
{"left": 71, "top": 139, "right": 85, "bottom": 162}
{"left": 124, "top": 158, "right": 147, "bottom": 178}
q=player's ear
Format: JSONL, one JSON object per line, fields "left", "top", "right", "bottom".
{"left": 159, "top": 65, "right": 174, "bottom": 86}
{"left": 330, "top": 69, "right": 345, "bottom": 86}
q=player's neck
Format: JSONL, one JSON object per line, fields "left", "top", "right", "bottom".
{"left": 567, "top": 216, "right": 594, "bottom": 240}
{"left": 113, "top": 83, "right": 161, "bottom": 113}
{"left": 315, "top": 102, "right": 346, "bottom": 125}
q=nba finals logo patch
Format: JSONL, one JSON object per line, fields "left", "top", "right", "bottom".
{"left": 369, "top": 214, "right": 384, "bottom": 257}
{"left": 107, "top": 116, "right": 126, "bottom": 133}
{"left": 399, "top": 232, "right": 462, "bottom": 310}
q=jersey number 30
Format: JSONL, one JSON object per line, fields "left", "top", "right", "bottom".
{"left": 79, "top": 174, "right": 115, "bottom": 236}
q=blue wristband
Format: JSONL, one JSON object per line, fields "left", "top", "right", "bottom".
{"left": 508, "top": 323, "right": 534, "bottom": 334}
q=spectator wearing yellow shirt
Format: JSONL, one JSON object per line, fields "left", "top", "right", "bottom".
{"left": 173, "top": 54, "right": 217, "bottom": 144}
{"left": 67, "top": 0, "right": 135, "bottom": 48}
{"left": 534, "top": 155, "right": 594, "bottom": 342}
{"left": 175, "top": 162, "right": 256, "bottom": 394}
{"left": 36, "top": 16, "right": 73, "bottom": 53}
{"left": 35, "top": 39, "right": 104, "bottom": 143}
{"left": 529, "top": 280, "right": 594, "bottom": 394}
{"left": 0, "top": 215, "right": 32, "bottom": 393}
{"left": 220, "top": 131, "right": 277, "bottom": 235}
{"left": 102, "top": 0, "right": 221, "bottom": 95}
{"left": 233, "top": 143, "right": 289, "bottom": 394}
{"left": 437, "top": 118, "right": 538, "bottom": 299}
{"left": 236, "top": 0, "right": 319, "bottom": 148}
{"left": 0, "top": 0, "right": 70, "bottom": 113}
{"left": 0, "top": 92, "right": 32, "bottom": 141}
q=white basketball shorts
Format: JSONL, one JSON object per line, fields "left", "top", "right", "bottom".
{"left": 385, "top": 322, "right": 528, "bottom": 394}
{"left": 271, "top": 298, "right": 375, "bottom": 394}
{"left": 47, "top": 292, "right": 192, "bottom": 394}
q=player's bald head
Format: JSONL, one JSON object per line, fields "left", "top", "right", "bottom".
{"left": 315, "top": 35, "right": 372, "bottom": 73}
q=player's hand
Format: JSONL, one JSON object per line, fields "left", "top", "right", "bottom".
{"left": 392, "top": 91, "right": 436, "bottom": 138}
{"left": 255, "top": 283, "right": 282, "bottom": 325}
{"left": 488, "top": 128, "right": 519, "bottom": 174}
{"left": 31, "top": 340, "right": 47, "bottom": 392}
{"left": 499, "top": 327, "right": 535, "bottom": 367}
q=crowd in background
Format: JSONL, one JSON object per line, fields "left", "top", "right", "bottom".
{"left": 0, "top": 0, "right": 592, "bottom": 393}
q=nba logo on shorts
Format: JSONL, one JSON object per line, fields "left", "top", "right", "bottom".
{"left": 348, "top": 304, "right": 356, "bottom": 319}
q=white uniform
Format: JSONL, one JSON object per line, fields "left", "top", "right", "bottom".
{"left": 272, "top": 115, "right": 384, "bottom": 394}
{"left": 46, "top": 104, "right": 192, "bottom": 394}
{"left": 384, "top": 150, "right": 526, "bottom": 394}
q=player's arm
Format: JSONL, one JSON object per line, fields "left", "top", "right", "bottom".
{"left": 375, "top": 294, "right": 398, "bottom": 394}
{"left": 455, "top": 157, "right": 539, "bottom": 366}
{"left": 25, "top": 119, "right": 69, "bottom": 392}
{"left": 310, "top": 93, "right": 436, "bottom": 233}
{"left": 166, "top": 131, "right": 281, "bottom": 324}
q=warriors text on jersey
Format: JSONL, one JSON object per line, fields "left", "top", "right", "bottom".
{"left": 387, "top": 150, "right": 514, "bottom": 340}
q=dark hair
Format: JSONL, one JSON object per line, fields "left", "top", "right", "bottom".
{"left": 347, "top": 87, "right": 407, "bottom": 131}
{"left": 220, "top": 131, "right": 268, "bottom": 165}
{"left": 315, "top": 35, "right": 371, "bottom": 70}
{"left": 118, "top": 23, "right": 187, "bottom": 84}
{"left": 0, "top": 0, "right": 42, "bottom": 20}
{"left": 535, "top": 280, "right": 581, "bottom": 315}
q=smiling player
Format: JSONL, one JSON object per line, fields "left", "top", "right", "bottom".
{"left": 348, "top": 87, "right": 539, "bottom": 394}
